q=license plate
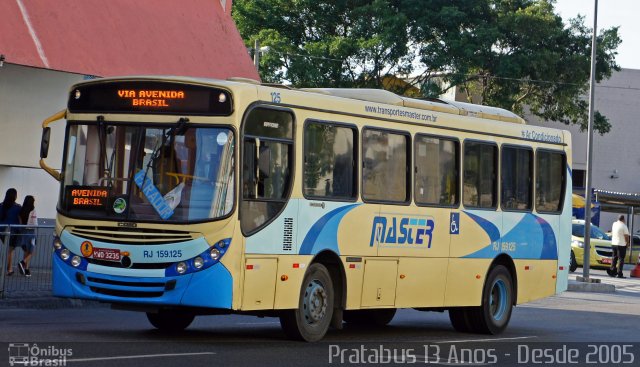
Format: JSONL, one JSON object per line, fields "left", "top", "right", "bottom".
{"left": 92, "top": 247, "right": 121, "bottom": 262}
{"left": 601, "top": 258, "right": 612, "bottom": 264}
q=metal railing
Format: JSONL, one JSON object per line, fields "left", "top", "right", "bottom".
{"left": 0, "top": 225, "right": 55, "bottom": 298}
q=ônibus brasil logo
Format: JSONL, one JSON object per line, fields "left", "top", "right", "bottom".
{"left": 8, "top": 343, "right": 72, "bottom": 366}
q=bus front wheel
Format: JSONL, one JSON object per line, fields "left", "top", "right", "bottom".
{"left": 146, "top": 310, "right": 195, "bottom": 331}
{"left": 279, "top": 263, "right": 334, "bottom": 342}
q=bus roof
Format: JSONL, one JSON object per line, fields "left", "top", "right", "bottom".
{"left": 70, "top": 75, "right": 527, "bottom": 125}
{"left": 301, "top": 88, "right": 526, "bottom": 124}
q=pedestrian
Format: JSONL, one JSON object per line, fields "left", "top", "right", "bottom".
{"left": 609, "top": 214, "right": 630, "bottom": 278}
{"left": 1, "top": 188, "right": 22, "bottom": 276}
{"left": 17, "top": 195, "right": 37, "bottom": 277}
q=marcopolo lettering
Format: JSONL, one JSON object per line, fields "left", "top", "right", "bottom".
{"left": 370, "top": 216, "right": 435, "bottom": 248}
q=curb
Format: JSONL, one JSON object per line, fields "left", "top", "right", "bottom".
{"left": 567, "top": 280, "right": 616, "bottom": 293}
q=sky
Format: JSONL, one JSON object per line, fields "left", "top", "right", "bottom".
{"left": 554, "top": 0, "right": 640, "bottom": 70}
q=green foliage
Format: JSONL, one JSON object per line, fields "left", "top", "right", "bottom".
{"left": 233, "top": 0, "right": 621, "bottom": 134}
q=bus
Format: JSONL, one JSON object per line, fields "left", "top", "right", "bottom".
{"left": 39, "top": 76, "right": 571, "bottom": 342}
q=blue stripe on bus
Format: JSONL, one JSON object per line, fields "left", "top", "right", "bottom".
{"left": 463, "top": 211, "right": 501, "bottom": 243}
{"left": 463, "top": 212, "right": 558, "bottom": 260}
{"left": 299, "top": 204, "right": 360, "bottom": 255}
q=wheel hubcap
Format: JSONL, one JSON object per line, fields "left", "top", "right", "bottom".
{"left": 302, "top": 280, "right": 327, "bottom": 324}
{"left": 489, "top": 279, "right": 508, "bottom": 321}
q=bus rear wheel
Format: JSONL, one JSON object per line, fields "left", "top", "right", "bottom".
{"left": 279, "top": 263, "right": 334, "bottom": 342}
{"left": 146, "top": 310, "right": 195, "bottom": 332}
{"left": 448, "top": 265, "right": 514, "bottom": 335}
{"left": 343, "top": 309, "right": 397, "bottom": 326}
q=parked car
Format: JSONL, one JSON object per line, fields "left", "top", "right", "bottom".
{"left": 570, "top": 220, "right": 613, "bottom": 272}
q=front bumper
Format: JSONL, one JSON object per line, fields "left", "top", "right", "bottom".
{"left": 52, "top": 255, "right": 233, "bottom": 309}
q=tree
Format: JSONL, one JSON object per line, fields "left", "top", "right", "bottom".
{"left": 233, "top": 0, "right": 412, "bottom": 88}
{"left": 233, "top": 0, "right": 620, "bottom": 133}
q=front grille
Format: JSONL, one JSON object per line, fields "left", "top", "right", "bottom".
{"left": 87, "top": 277, "right": 165, "bottom": 288}
{"left": 85, "top": 258, "right": 172, "bottom": 269}
{"left": 86, "top": 276, "right": 168, "bottom": 298}
{"left": 68, "top": 226, "right": 197, "bottom": 245}
{"left": 90, "top": 287, "right": 164, "bottom": 298}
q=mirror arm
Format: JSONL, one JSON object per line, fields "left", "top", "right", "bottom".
{"left": 39, "top": 110, "right": 66, "bottom": 181}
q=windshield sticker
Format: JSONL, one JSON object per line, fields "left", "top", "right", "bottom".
{"left": 217, "top": 132, "right": 228, "bottom": 146}
{"left": 134, "top": 170, "right": 174, "bottom": 220}
{"left": 164, "top": 182, "right": 184, "bottom": 211}
{"left": 112, "top": 197, "right": 127, "bottom": 214}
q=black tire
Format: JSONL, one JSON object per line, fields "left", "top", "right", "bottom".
{"left": 343, "top": 309, "right": 397, "bottom": 326}
{"left": 280, "top": 263, "right": 334, "bottom": 342}
{"left": 448, "top": 265, "right": 514, "bottom": 335}
{"left": 569, "top": 251, "right": 578, "bottom": 273}
{"left": 146, "top": 310, "right": 195, "bottom": 331}
{"left": 475, "top": 265, "right": 514, "bottom": 334}
{"left": 448, "top": 307, "right": 472, "bottom": 333}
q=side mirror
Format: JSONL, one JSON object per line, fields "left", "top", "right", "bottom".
{"left": 40, "top": 127, "right": 51, "bottom": 159}
{"left": 258, "top": 146, "right": 271, "bottom": 178}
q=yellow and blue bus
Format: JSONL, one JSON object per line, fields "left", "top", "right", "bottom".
{"left": 40, "top": 76, "right": 571, "bottom": 341}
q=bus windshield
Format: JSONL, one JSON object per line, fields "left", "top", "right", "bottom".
{"left": 61, "top": 123, "right": 235, "bottom": 222}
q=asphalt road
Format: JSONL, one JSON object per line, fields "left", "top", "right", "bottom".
{"left": 1, "top": 271, "right": 640, "bottom": 366}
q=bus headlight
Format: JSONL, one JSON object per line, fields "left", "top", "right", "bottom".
{"left": 176, "top": 262, "right": 188, "bottom": 274}
{"left": 210, "top": 248, "right": 220, "bottom": 260}
{"left": 164, "top": 238, "right": 230, "bottom": 277}
{"left": 53, "top": 238, "right": 62, "bottom": 250}
{"left": 572, "top": 240, "right": 584, "bottom": 248}
{"left": 71, "top": 256, "right": 81, "bottom": 267}
{"left": 60, "top": 249, "right": 70, "bottom": 261}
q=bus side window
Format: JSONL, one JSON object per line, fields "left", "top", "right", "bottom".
{"left": 463, "top": 141, "right": 497, "bottom": 209}
{"left": 362, "top": 128, "right": 410, "bottom": 203}
{"left": 414, "top": 135, "right": 459, "bottom": 207}
{"left": 501, "top": 146, "right": 533, "bottom": 211}
{"left": 536, "top": 150, "right": 565, "bottom": 213}
{"left": 303, "top": 121, "right": 357, "bottom": 200}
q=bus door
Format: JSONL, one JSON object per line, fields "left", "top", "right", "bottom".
{"left": 240, "top": 107, "right": 295, "bottom": 310}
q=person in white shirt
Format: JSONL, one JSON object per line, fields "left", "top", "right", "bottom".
{"left": 610, "top": 215, "right": 630, "bottom": 278}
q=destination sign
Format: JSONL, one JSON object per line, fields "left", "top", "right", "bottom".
{"left": 68, "top": 80, "right": 233, "bottom": 116}
{"left": 65, "top": 186, "right": 109, "bottom": 210}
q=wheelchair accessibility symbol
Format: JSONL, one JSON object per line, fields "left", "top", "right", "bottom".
{"left": 450, "top": 213, "right": 460, "bottom": 235}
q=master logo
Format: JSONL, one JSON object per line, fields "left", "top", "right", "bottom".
{"left": 370, "top": 215, "right": 435, "bottom": 248}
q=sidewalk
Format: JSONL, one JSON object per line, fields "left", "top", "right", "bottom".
{"left": 568, "top": 264, "right": 640, "bottom": 294}
{"left": 0, "top": 290, "right": 105, "bottom": 309}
